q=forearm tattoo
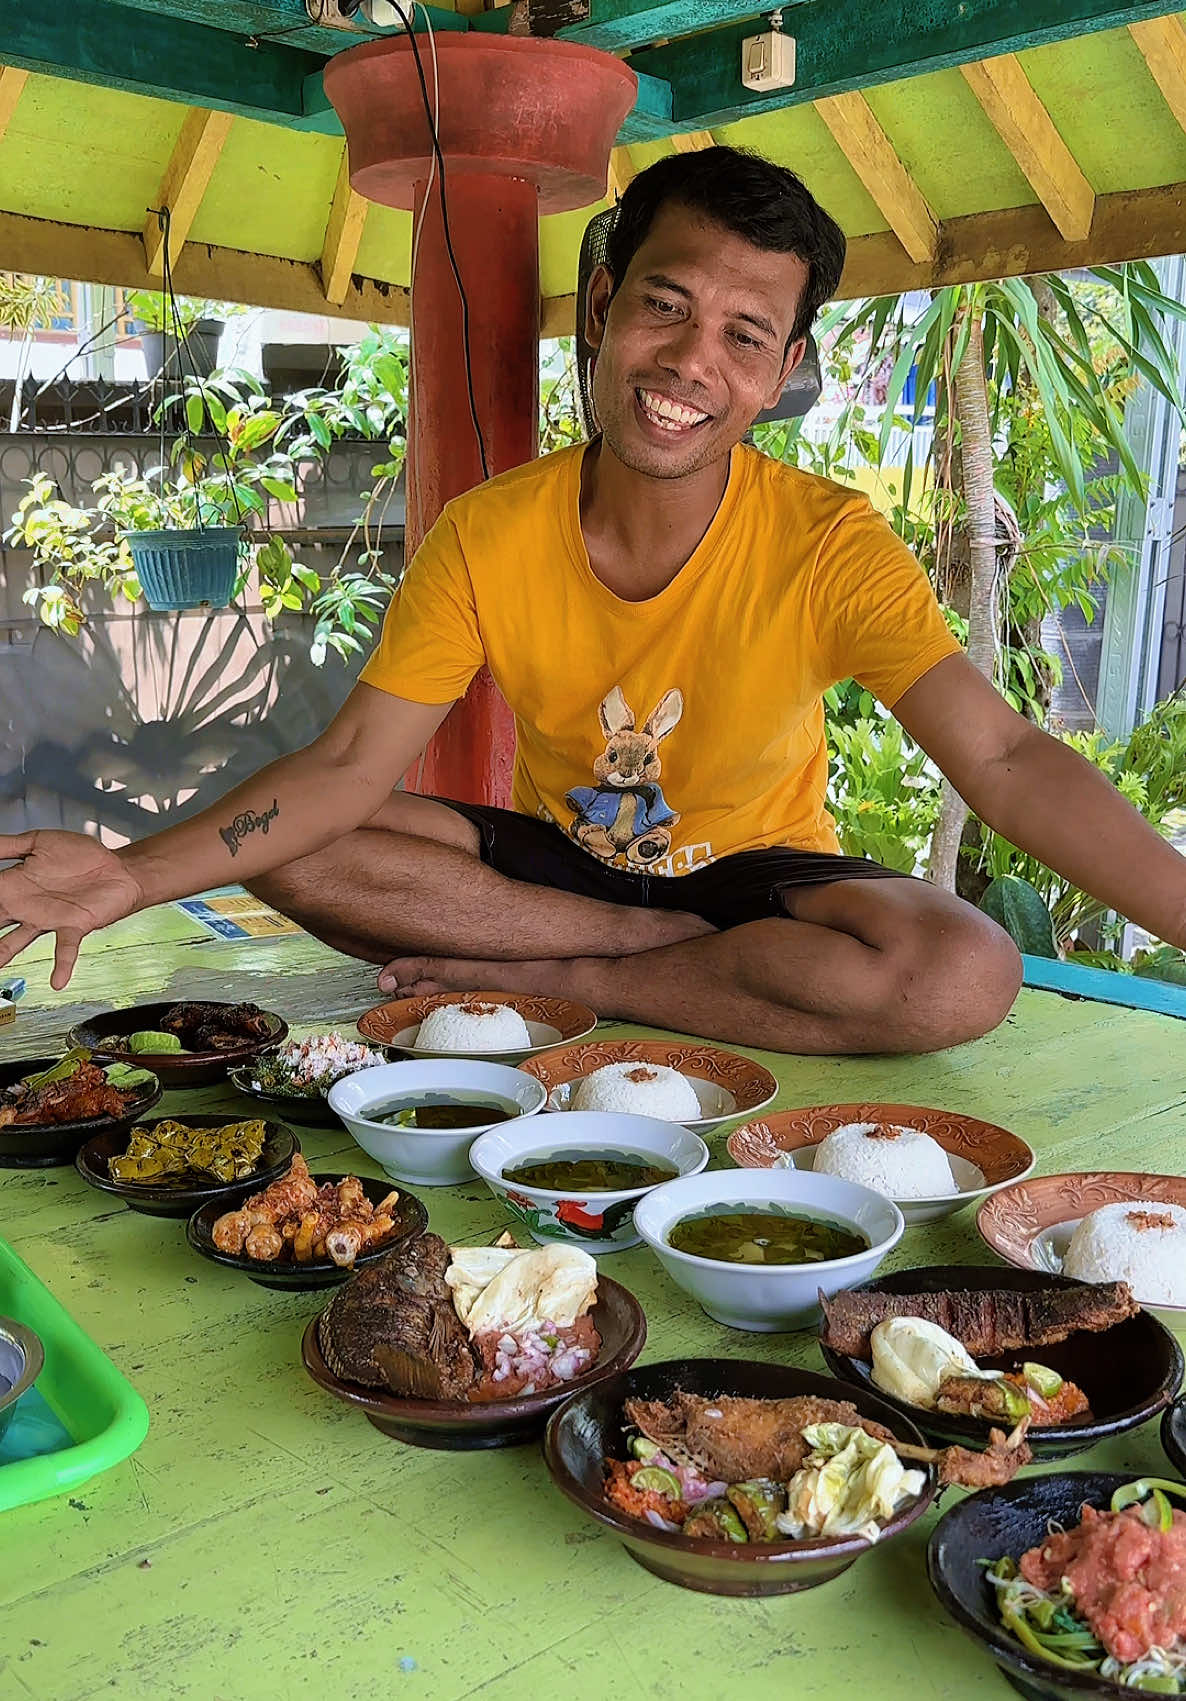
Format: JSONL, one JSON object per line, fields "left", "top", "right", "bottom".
{"left": 218, "top": 799, "right": 280, "bottom": 857}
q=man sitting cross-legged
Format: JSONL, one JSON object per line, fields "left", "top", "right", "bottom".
{"left": 0, "top": 148, "right": 1183, "bottom": 1055}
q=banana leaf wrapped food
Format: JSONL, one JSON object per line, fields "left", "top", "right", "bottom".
{"left": 108, "top": 1118, "right": 266, "bottom": 1184}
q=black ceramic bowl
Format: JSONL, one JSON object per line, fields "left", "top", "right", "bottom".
{"left": 301, "top": 1274, "right": 646, "bottom": 1451}
{"left": 928, "top": 1471, "right": 1186, "bottom": 1701}
{"left": 1163, "top": 1395, "right": 1186, "bottom": 1477}
{"left": 544, "top": 1357, "right": 937, "bottom": 1597}
{"left": 819, "top": 1265, "right": 1183, "bottom": 1461}
{"left": 0, "top": 1056, "right": 163, "bottom": 1169}
{"left": 186, "top": 1172, "right": 427, "bottom": 1290}
{"left": 68, "top": 1001, "right": 288, "bottom": 1087}
{"left": 76, "top": 1116, "right": 300, "bottom": 1219}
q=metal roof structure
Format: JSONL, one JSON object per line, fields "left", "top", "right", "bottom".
{"left": 0, "top": 2, "right": 1184, "bottom": 330}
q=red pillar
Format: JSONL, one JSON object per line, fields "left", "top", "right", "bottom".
{"left": 404, "top": 174, "right": 539, "bottom": 806}
{"left": 324, "top": 34, "right": 638, "bottom": 806}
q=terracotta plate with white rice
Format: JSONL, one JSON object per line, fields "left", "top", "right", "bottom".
{"left": 518, "top": 1040, "right": 778, "bottom": 1133}
{"left": 727, "top": 1103, "right": 1035, "bottom": 1227}
{"left": 977, "top": 1170, "right": 1186, "bottom": 1325}
{"left": 357, "top": 992, "right": 598, "bottom": 1061}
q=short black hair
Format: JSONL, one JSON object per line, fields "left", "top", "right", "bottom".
{"left": 604, "top": 145, "right": 846, "bottom": 343}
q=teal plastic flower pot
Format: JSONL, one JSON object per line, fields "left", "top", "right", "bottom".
{"left": 125, "top": 526, "right": 242, "bottom": 612}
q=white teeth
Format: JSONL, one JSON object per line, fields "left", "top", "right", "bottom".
{"left": 639, "top": 389, "right": 709, "bottom": 430}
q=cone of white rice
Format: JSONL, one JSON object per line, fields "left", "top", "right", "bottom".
{"left": 570, "top": 1061, "right": 701, "bottom": 1121}
{"left": 1063, "top": 1200, "right": 1186, "bottom": 1306}
{"left": 810, "top": 1121, "right": 958, "bottom": 1200}
{"left": 414, "top": 1000, "right": 533, "bottom": 1053}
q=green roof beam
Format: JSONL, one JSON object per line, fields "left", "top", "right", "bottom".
{"left": 631, "top": 0, "right": 1186, "bottom": 129}
{"left": 0, "top": 0, "right": 321, "bottom": 122}
{"left": 541, "top": 2, "right": 789, "bottom": 54}
{"left": 91, "top": 0, "right": 467, "bottom": 52}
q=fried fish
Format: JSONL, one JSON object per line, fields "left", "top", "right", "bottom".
{"left": 818, "top": 1281, "right": 1138, "bottom": 1360}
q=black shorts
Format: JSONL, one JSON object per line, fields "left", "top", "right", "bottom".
{"left": 437, "top": 800, "right": 903, "bottom": 932}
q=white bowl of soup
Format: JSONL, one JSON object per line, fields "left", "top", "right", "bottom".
{"left": 470, "top": 1111, "right": 710, "bottom": 1253}
{"left": 632, "top": 1168, "right": 905, "bottom": 1331}
{"left": 327, "top": 1059, "right": 547, "bottom": 1186}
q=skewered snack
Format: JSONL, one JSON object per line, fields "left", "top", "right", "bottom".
{"left": 211, "top": 1154, "right": 400, "bottom": 1268}
{"left": 0, "top": 1050, "right": 149, "bottom": 1127}
{"left": 108, "top": 1119, "right": 267, "bottom": 1185}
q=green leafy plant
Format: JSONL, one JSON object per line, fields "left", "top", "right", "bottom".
{"left": 826, "top": 706, "right": 942, "bottom": 874}
{"left": 125, "top": 291, "right": 247, "bottom": 332}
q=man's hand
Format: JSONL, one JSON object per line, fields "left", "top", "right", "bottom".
{"left": 0, "top": 832, "right": 144, "bottom": 989}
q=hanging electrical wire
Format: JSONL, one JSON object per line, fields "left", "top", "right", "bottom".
{"left": 389, "top": 0, "right": 491, "bottom": 482}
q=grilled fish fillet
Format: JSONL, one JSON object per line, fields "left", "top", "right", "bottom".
{"left": 819, "top": 1282, "right": 1137, "bottom": 1360}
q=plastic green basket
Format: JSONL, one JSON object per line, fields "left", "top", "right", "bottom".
{"left": 0, "top": 1237, "right": 149, "bottom": 1512}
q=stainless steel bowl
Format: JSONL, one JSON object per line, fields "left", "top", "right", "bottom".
{"left": 0, "top": 1316, "right": 44, "bottom": 1443}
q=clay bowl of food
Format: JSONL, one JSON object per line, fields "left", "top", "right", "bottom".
{"left": 519, "top": 1040, "right": 778, "bottom": 1136}
{"left": 301, "top": 1229, "right": 647, "bottom": 1449}
{"left": 977, "top": 1171, "right": 1186, "bottom": 1329}
{"left": 0, "top": 1053, "right": 162, "bottom": 1169}
{"left": 76, "top": 1115, "right": 299, "bottom": 1219}
{"left": 356, "top": 991, "right": 598, "bottom": 1062}
{"left": 229, "top": 1031, "right": 392, "bottom": 1127}
{"left": 817, "top": 1265, "right": 1182, "bottom": 1463}
{"left": 327, "top": 1058, "right": 547, "bottom": 1187}
{"left": 69, "top": 999, "right": 288, "bottom": 1087}
{"left": 0, "top": 1317, "right": 44, "bottom": 1445}
{"left": 1163, "top": 1396, "right": 1186, "bottom": 1478}
{"left": 928, "top": 1472, "right": 1186, "bottom": 1701}
{"left": 633, "top": 1166, "right": 904, "bottom": 1332}
{"left": 545, "top": 1357, "right": 937, "bottom": 1597}
{"left": 469, "top": 1111, "right": 710, "bottom": 1254}
{"left": 727, "top": 1103, "right": 1035, "bottom": 1227}
{"left": 186, "top": 1156, "right": 427, "bottom": 1290}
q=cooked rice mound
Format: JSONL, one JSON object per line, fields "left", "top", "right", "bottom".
{"left": 415, "top": 1000, "right": 533, "bottom": 1053}
{"left": 1063, "top": 1199, "right": 1186, "bottom": 1306}
{"left": 810, "top": 1121, "right": 958, "bottom": 1200}
{"left": 570, "top": 1061, "right": 701, "bottom": 1121}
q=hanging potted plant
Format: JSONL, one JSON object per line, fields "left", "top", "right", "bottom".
{"left": 125, "top": 292, "right": 244, "bottom": 381}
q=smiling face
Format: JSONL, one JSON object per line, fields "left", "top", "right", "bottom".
{"left": 585, "top": 202, "right": 810, "bottom": 481}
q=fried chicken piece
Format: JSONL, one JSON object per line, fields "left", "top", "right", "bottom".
{"left": 160, "top": 1000, "right": 271, "bottom": 1051}
{"left": 625, "top": 1393, "right": 892, "bottom": 1483}
{"left": 819, "top": 1283, "right": 1138, "bottom": 1359}
{"left": 934, "top": 1425, "right": 1033, "bottom": 1488}
{"left": 0, "top": 1058, "right": 136, "bottom": 1126}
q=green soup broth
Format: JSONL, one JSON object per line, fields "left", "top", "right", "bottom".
{"left": 666, "top": 1206, "right": 867, "bottom": 1265}
{"left": 502, "top": 1151, "right": 679, "bottom": 1192}
{"left": 368, "top": 1092, "right": 520, "bottom": 1131}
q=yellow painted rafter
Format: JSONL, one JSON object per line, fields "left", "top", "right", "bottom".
{"left": 0, "top": 65, "right": 27, "bottom": 144}
{"left": 606, "top": 146, "right": 635, "bottom": 200}
{"left": 815, "top": 91, "right": 938, "bottom": 263}
{"left": 671, "top": 130, "right": 715, "bottom": 152}
{"left": 1129, "top": 15, "right": 1186, "bottom": 134}
{"left": 142, "top": 106, "right": 234, "bottom": 277}
{"left": 320, "top": 149, "right": 369, "bottom": 305}
{"left": 961, "top": 55, "right": 1094, "bottom": 242}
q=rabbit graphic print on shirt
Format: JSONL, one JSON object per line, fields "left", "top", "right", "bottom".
{"left": 564, "top": 686, "right": 684, "bottom": 867}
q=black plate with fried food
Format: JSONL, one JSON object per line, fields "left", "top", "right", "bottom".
{"left": 0, "top": 1054, "right": 162, "bottom": 1169}
{"left": 69, "top": 1000, "right": 288, "bottom": 1085}
{"left": 186, "top": 1165, "right": 428, "bottom": 1290}
{"left": 76, "top": 1116, "right": 299, "bottom": 1218}
{"left": 819, "top": 1266, "right": 1182, "bottom": 1462}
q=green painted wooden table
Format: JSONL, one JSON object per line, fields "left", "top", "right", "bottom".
{"left": 1, "top": 905, "right": 1184, "bottom": 1701}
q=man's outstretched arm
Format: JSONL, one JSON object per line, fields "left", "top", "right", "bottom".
{"left": 894, "top": 655, "right": 1186, "bottom": 949}
{"left": 0, "top": 684, "right": 451, "bottom": 988}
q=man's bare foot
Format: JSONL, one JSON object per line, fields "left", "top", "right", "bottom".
{"left": 378, "top": 954, "right": 577, "bottom": 999}
{"left": 375, "top": 906, "right": 713, "bottom": 996}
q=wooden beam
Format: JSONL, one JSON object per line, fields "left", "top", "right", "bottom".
{"left": 631, "top": 0, "right": 1186, "bottom": 132}
{"left": 670, "top": 129, "right": 714, "bottom": 152}
{"left": 815, "top": 91, "right": 937, "bottom": 262}
{"left": 0, "top": 0, "right": 320, "bottom": 124}
{"left": 541, "top": 173, "right": 1186, "bottom": 318}
{"left": 960, "top": 54, "right": 1094, "bottom": 242}
{"left": 552, "top": 1, "right": 762, "bottom": 52}
{"left": 606, "top": 146, "right": 635, "bottom": 199}
{"left": 0, "top": 207, "right": 411, "bottom": 327}
{"left": 0, "top": 65, "right": 27, "bottom": 143}
{"left": 142, "top": 107, "right": 234, "bottom": 277}
{"left": 1129, "top": 15, "right": 1186, "bottom": 133}
{"left": 320, "top": 149, "right": 369, "bottom": 306}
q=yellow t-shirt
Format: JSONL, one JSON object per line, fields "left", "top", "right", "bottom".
{"left": 361, "top": 443, "right": 960, "bottom": 872}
